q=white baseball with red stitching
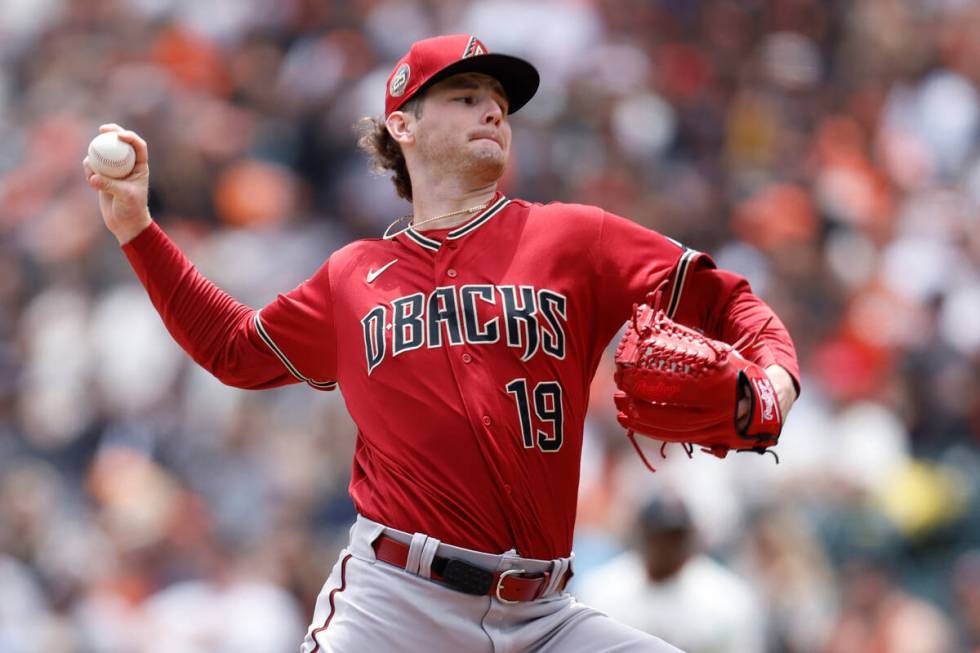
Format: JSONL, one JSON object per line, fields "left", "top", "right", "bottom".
{"left": 87, "top": 132, "right": 136, "bottom": 179}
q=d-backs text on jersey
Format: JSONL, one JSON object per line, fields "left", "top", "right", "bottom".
{"left": 361, "top": 285, "right": 568, "bottom": 374}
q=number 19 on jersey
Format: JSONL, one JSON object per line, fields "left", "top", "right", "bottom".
{"left": 505, "top": 378, "right": 564, "bottom": 452}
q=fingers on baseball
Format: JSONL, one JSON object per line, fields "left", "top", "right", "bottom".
{"left": 82, "top": 158, "right": 104, "bottom": 188}
{"left": 82, "top": 158, "right": 98, "bottom": 186}
{"left": 81, "top": 163, "right": 117, "bottom": 192}
{"left": 87, "top": 173, "right": 112, "bottom": 191}
{"left": 118, "top": 132, "right": 148, "bottom": 164}
{"left": 98, "top": 124, "right": 149, "bottom": 165}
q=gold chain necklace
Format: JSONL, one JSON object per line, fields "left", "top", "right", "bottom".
{"left": 382, "top": 200, "right": 490, "bottom": 239}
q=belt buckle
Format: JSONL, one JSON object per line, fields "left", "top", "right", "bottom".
{"left": 495, "top": 568, "right": 527, "bottom": 604}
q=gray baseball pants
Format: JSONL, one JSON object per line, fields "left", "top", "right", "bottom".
{"left": 300, "top": 515, "right": 682, "bottom": 652}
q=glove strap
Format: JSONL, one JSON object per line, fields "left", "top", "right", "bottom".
{"left": 739, "top": 365, "right": 782, "bottom": 446}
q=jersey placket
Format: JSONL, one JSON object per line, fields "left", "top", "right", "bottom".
{"left": 427, "top": 232, "right": 524, "bottom": 542}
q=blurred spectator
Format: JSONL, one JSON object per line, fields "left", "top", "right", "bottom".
{"left": 825, "top": 558, "right": 955, "bottom": 653}
{"left": 575, "top": 493, "right": 766, "bottom": 652}
{"left": 735, "top": 505, "right": 840, "bottom": 653}
{"left": 952, "top": 550, "right": 980, "bottom": 653}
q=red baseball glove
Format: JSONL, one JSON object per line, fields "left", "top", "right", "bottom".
{"left": 613, "top": 295, "right": 782, "bottom": 471}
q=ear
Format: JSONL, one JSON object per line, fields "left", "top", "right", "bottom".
{"left": 385, "top": 111, "right": 415, "bottom": 146}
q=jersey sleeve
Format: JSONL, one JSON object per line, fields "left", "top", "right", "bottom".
{"left": 670, "top": 258, "right": 801, "bottom": 394}
{"left": 591, "top": 210, "right": 688, "bottom": 341}
{"left": 253, "top": 259, "right": 338, "bottom": 390}
{"left": 122, "top": 221, "right": 336, "bottom": 390}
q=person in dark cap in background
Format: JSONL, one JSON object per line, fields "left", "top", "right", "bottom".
{"left": 575, "top": 493, "right": 766, "bottom": 652}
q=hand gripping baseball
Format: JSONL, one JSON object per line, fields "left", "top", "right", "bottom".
{"left": 613, "top": 297, "right": 783, "bottom": 471}
{"left": 82, "top": 124, "right": 152, "bottom": 245}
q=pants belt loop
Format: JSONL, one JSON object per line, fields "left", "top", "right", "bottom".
{"left": 418, "top": 536, "right": 441, "bottom": 579}
{"left": 562, "top": 553, "right": 576, "bottom": 590}
{"left": 543, "top": 558, "right": 564, "bottom": 596}
{"left": 405, "top": 533, "right": 428, "bottom": 576}
{"left": 543, "top": 554, "right": 574, "bottom": 596}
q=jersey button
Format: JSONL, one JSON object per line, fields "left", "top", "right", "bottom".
{"left": 447, "top": 269, "right": 458, "bottom": 278}
{"left": 482, "top": 415, "right": 492, "bottom": 426}
{"left": 448, "top": 243, "right": 458, "bottom": 250}
{"left": 504, "top": 484, "right": 512, "bottom": 494}
{"left": 462, "top": 353, "right": 473, "bottom": 364}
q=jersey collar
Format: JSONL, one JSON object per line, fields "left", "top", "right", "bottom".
{"left": 403, "top": 195, "right": 511, "bottom": 252}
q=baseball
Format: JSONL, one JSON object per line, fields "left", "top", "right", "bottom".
{"left": 87, "top": 132, "right": 136, "bottom": 179}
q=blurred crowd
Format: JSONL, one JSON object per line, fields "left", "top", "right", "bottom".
{"left": 1, "top": 0, "right": 978, "bottom": 651}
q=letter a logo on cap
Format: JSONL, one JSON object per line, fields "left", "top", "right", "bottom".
{"left": 462, "top": 36, "right": 487, "bottom": 58}
{"left": 390, "top": 63, "right": 410, "bottom": 97}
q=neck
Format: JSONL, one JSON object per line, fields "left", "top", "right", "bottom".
{"left": 409, "top": 179, "right": 498, "bottom": 231}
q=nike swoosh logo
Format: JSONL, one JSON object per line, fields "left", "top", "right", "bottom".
{"left": 366, "top": 259, "right": 398, "bottom": 283}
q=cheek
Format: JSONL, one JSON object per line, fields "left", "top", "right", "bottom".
{"left": 417, "top": 122, "right": 454, "bottom": 152}
{"left": 502, "top": 125, "right": 513, "bottom": 151}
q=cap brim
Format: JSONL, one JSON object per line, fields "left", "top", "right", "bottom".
{"left": 419, "top": 53, "right": 540, "bottom": 115}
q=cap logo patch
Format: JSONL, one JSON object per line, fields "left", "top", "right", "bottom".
{"left": 462, "top": 36, "right": 487, "bottom": 58}
{"left": 390, "top": 63, "right": 410, "bottom": 97}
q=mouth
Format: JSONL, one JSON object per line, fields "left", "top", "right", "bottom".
{"left": 469, "top": 133, "right": 502, "bottom": 147}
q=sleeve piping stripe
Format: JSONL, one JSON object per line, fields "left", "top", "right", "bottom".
{"left": 253, "top": 312, "right": 337, "bottom": 390}
{"left": 666, "top": 249, "right": 698, "bottom": 319}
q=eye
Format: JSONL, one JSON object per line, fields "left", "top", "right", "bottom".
{"left": 454, "top": 95, "right": 475, "bottom": 105}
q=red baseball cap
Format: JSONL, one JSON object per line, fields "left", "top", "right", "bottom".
{"left": 384, "top": 34, "right": 539, "bottom": 117}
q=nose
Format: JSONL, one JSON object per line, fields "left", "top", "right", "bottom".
{"left": 483, "top": 99, "right": 503, "bottom": 126}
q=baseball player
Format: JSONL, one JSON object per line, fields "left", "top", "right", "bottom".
{"left": 83, "top": 35, "right": 799, "bottom": 653}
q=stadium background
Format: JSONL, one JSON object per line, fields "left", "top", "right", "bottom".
{"left": 1, "top": 0, "right": 979, "bottom": 650}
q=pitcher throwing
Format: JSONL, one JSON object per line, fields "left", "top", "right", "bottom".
{"left": 84, "top": 34, "right": 800, "bottom": 652}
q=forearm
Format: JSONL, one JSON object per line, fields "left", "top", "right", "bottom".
{"left": 673, "top": 264, "right": 800, "bottom": 421}
{"left": 717, "top": 287, "right": 799, "bottom": 422}
{"left": 675, "top": 265, "right": 799, "bottom": 391}
{"left": 122, "top": 222, "right": 293, "bottom": 388}
{"left": 718, "top": 290, "right": 799, "bottom": 391}
{"left": 708, "top": 285, "right": 797, "bottom": 421}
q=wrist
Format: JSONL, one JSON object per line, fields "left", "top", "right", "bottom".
{"left": 764, "top": 364, "right": 797, "bottom": 420}
{"left": 113, "top": 210, "right": 153, "bottom": 245}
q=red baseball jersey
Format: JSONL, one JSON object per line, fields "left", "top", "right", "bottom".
{"left": 124, "top": 193, "right": 798, "bottom": 560}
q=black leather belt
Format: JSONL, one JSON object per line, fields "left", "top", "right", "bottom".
{"left": 372, "top": 535, "right": 571, "bottom": 603}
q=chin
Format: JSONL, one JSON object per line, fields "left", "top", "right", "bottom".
{"left": 463, "top": 148, "right": 507, "bottom": 181}
{"left": 470, "top": 160, "right": 506, "bottom": 185}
